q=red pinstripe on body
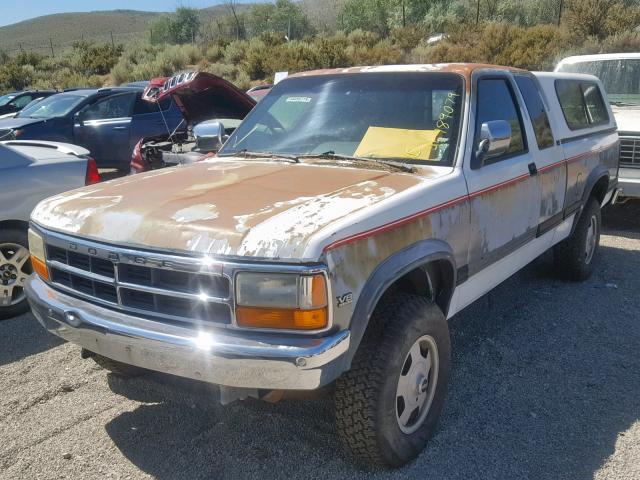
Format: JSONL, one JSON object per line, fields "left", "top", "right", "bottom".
{"left": 322, "top": 142, "right": 617, "bottom": 252}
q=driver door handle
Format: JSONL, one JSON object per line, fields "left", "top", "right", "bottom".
{"left": 112, "top": 126, "right": 127, "bottom": 130}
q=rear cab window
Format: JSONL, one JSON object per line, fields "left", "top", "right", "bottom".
{"left": 514, "top": 75, "right": 554, "bottom": 149}
{"left": 555, "top": 79, "right": 609, "bottom": 130}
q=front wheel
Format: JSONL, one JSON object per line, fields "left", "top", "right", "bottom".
{"left": 334, "top": 294, "right": 451, "bottom": 467}
{"left": 0, "top": 228, "right": 32, "bottom": 320}
{"left": 553, "top": 196, "right": 601, "bottom": 281}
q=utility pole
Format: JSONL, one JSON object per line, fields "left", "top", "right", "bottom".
{"left": 476, "top": 0, "right": 480, "bottom": 25}
{"left": 557, "top": 0, "right": 564, "bottom": 27}
{"left": 49, "top": 38, "right": 54, "bottom": 57}
{"left": 401, "top": 0, "right": 406, "bottom": 28}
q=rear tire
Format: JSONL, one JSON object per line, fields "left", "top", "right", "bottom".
{"left": 89, "top": 352, "right": 147, "bottom": 378}
{"left": 553, "top": 196, "right": 601, "bottom": 281}
{"left": 0, "top": 227, "right": 32, "bottom": 320}
{"left": 334, "top": 293, "right": 451, "bottom": 467}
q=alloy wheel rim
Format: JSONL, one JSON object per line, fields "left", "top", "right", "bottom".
{"left": 584, "top": 215, "right": 598, "bottom": 265}
{"left": 395, "top": 334, "right": 439, "bottom": 434}
{"left": 0, "top": 243, "right": 31, "bottom": 308}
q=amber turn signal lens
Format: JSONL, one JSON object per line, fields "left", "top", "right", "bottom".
{"left": 32, "top": 256, "right": 49, "bottom": 281}
{"left": 236, "top": 306, "right": 327, "bottom": 330}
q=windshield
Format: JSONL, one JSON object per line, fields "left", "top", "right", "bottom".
{"left": 557, "top": 59, "right": 640, "bottom": 105}
{"left": 0, "top": 94, "right": 17, "bottom": 107}
{"left": 18, "top": 94, "right": 85, "bottom": 118}
{"left": 219, "top": 72, "right": 464, "bottom": 166}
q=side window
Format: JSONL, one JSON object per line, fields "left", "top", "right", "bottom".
{"left": 475, "top": 78, "right": 526, "bottom": 162}
{"left": 133, "top": 95, "right": 172, "bottom": 115}
{"left": 582, "top": 83, "right": 608, "bottom": 125}
{"left": 555, "top": 79, "right": 609, "bottom": 130}
{"left": 514, "top": 76, "right": 554, "bottom": 149}
{"left": 11, "top": 95, "right": 33, "bottom": 109}
{"left": 83, "top": 93, "right": 135, "bottom": 121}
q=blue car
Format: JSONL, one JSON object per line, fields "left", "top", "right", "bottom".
{"left": 0, "top": 87, "right": 184, "bottom": 171}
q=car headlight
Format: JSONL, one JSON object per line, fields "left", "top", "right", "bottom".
{"left": 28, "top": 229, "right": 49, "bottom": 281}
{"left": 235, "top": 272, "right": 328, "bottom": 330}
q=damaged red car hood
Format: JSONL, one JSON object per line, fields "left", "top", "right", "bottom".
{"left": 143, "top": 71, "right": 256, "bottom": 125}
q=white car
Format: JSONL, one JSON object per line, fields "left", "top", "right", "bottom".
{"left": 556, "top": 53, "right": 640, "bottom": 199}
{"left": 0, "top": 140, "right": 99, "bottom": 319}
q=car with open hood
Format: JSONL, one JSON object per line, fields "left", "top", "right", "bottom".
{"left": 0, "top": 87, "right": 184, "bottom": 172}
{"left": 26, "top": 64, "right": 618, "bottom": 467}
{"left": 130, "top": 71, "right": 256, "bottom": 173}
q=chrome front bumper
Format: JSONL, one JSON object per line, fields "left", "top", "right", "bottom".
{"left": 26, "top": 275, "right": 350, "bottom": 390}
{"left": 618, "top": 167, "right": 640, "bottom": 199}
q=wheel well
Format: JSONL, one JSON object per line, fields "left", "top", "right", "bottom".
{"left": 379, "top": 259, "right": 455, "bottom": 316}
{"left": 590, "top": 176, "right": 609, "bottom": 204}
{"left": 0, "top": 219, "right": 29, "bottom": 233}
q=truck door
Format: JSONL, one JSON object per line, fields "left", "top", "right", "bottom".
{"left": 74, "top": 92, "right": 136, "bottom": 169}
{"left": 461, "top": 73, "right": 540, "bottom": 281}
{"left": 513, "top": 74, "right": 566, "bottom": 239}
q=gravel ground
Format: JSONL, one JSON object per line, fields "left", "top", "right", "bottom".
{"left": 1, "top": 203, "right": 639, "bottom": 480}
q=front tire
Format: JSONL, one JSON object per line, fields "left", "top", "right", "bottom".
{"left": 553, "top": 196, "right": 601, "bottom": 281}
{"left": 334, "top": 294, "right": 451, "bottom": 467}
{"left": 0, "top": 227, "right": 32, "bottom": 320}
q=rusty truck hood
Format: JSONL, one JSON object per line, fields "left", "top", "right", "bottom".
{"left": 32, "top": 159, "right": 429, "bottom": 259}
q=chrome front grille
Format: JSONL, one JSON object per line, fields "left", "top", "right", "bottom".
{"left": 43, "top": 233, "right": 233, "bottom": 326}
{"left": 620, "top": 136, "right": 640, "bottom": 167}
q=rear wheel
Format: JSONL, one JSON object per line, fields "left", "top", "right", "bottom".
{"left": 0, "top": 228, "right": 32, "bottom": 320}
{"left": 334, "top": 294, "right": 451, "bottom": 467}
{"left": 553, "top": 196, "right": 601, "bottom": 281}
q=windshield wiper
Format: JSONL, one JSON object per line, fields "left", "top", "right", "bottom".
{"left": 217, "top": 150, "right": 299, "bottom": 163}
{"left": 296, "top": 151, "right": 415, "bottom": 173}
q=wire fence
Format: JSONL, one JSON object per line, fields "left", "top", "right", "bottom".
{"left": 1, "top": 30, "right": 145, "bottom": 56}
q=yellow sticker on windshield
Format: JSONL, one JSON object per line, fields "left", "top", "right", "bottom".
{"left": 354, "top": 127, "right": 441, "bottom": 161}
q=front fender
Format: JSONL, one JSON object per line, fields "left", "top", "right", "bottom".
{"left": 345, "top": 239, "right": 456, "bottom": 364}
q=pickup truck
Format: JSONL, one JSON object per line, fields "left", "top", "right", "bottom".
{"left": 555, "top": 52, "right": 639, "bottom": 200}
{"left": 25, "top": 64, "right": 619, "bottom": 467}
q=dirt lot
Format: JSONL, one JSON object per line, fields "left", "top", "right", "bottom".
{"left": 1, "top": 203, "right": 639, "bottom": 480}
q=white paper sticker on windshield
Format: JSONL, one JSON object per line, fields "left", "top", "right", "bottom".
{"left": 285, "top": 96, "right": 312, "bottom": 103}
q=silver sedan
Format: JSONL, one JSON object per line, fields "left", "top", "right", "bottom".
{"left": 0, "top": 140, "right": 98, "bottom": 318}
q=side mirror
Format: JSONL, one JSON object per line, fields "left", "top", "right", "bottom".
{"left": 475, "top": 120, "right": 511, "bottom": 168}
{"left": 74, "top": 110, "right": 84, "bottom": 126}
{"left": 193, "top": 120, "right": 225, "bottom": 152}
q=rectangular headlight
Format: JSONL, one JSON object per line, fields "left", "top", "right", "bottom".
{"left": 28, "top": 229, "right": 49, "bottom": 281}
{"left": 235, "top": 272, "right": 328, "bottom": 330}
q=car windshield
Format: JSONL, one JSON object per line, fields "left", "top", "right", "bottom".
{"left": 18, "top": 94, "right": 85, "bottom": 118}
{"left": 220, "top": 72, "right": 464, "bottom": 166}
{"left": 0, "top": 94, "right": 17, "bottom": 107}
{"left": 557, "top": 59, "right": 640, "bottom": 105}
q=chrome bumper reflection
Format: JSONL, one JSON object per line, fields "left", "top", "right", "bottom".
{"left": 26, "top": 275, "right": 350, "bottom": 390}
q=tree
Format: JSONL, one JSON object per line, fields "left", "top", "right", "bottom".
{"left": 342, "top": 0, "right": 391, "bottom": 36}
{"left": 150, "top": 7, "right": 200, "bottom": 44}
{"left": 565, "top": 0, "right": 640, "bottom": 39}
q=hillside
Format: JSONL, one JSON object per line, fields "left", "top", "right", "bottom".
{"left": 0, "top": 4, "right": 253, "bottom": 55}
{"left": 0, "top": 10, "right": 160, "bottom": 54}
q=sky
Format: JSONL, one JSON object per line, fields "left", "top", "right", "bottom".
{"left": 0, "top": 1, "right": 228, "bottom": 27}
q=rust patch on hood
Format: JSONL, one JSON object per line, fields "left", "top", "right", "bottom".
{"left": 32, "top": 159, "right": 422, "bottom": 259}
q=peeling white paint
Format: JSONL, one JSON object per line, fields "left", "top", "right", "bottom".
{"left": 171, "top": 204, "right": 219, "bottom": 223}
